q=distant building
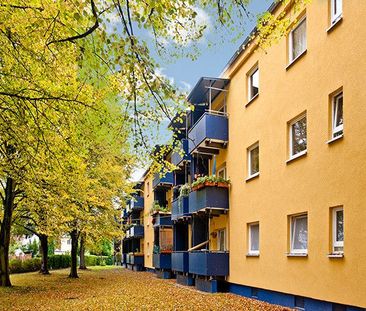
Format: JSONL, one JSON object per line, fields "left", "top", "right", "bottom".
{"left": 54, "top": 236, "right": 72, "bottom": 255}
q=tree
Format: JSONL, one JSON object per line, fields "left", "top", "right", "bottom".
{"left": 1, "top": 0, "right": 310, "bottom": 286}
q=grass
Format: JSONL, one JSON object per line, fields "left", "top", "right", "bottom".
{"left": 0, "top": 267, "right": 293, "bottom": 310}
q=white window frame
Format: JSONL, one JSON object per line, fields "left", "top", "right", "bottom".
{"left": 288, "top": 16, "right": 307, "bottom": 63}
{"left": 331, "top": 0, "right": 342, "bottom": 24}
{"left": 290, "top": 214, "right": 308, "bottom": 254}
{"left": 332, "top": 92, "right": 343, "bottom": 138}
{"left": 289, "top": 114, "right": 307, "bottom": 159}
{"left": 217, "top": 229, "right": 226, "bottom": 251}
{"left": 332, "top": 207, "right": 344, "bottom": 253}
{"left": 247, "top": 143, "right": 259, "bottom": 178}
{"left": 247, "top": 66, "right": 259, "bottom": 102}
{"left": 248, "top": 223, "right": 260, "bottom": 255}
{"left": 217, "top": 167, "right": 227, "bottom": 179}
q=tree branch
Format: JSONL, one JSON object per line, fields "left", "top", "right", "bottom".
{"left": 47, "top": 0, "right": 99, "bottom": 45}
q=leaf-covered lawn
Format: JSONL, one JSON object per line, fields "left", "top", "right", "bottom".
{"left": 0, "top": 267, "right": 293, "bottom": 310}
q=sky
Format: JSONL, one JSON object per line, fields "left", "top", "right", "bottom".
{"left": 131, "top": 0, "right": 272, "bottom": 181}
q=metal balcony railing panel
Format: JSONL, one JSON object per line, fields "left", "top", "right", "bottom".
{"left": 188, "top": 251, "right": 229, "bottom": 276}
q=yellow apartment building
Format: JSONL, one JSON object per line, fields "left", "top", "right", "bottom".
{"left": 122, "top": 0, "right": 366, "bottom": 310}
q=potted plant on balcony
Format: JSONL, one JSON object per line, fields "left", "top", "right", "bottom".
{"left": 191, "top": 175, "right": 231, "bottom": 191}
{"left": 179, "top": 183, "right": 191, "bottom": 197}
{"left": 150, "top": 201, "right": 169, "bottom": 215}
{"left": 217, "top": 176, "right": 230, "bottom": 188}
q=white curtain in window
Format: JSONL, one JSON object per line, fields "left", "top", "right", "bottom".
{"left": 250, "top": 224, "right": 259, "bottom": 251}
{"left": 292, "top": 19, "right": 306, "bottom": 60}
{"left": 292, "top": 216, "right": 307, "bottom": 250}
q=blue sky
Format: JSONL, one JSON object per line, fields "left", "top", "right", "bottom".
{"left": 153, "top": 1, "right": 272, "bottom": 92}
{"left": 131, "top": 1, "right": 272, "bottom": 181}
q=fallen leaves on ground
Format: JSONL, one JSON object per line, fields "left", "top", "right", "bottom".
{"left": 0, "top": 267, "right": 293, "bottom": 311}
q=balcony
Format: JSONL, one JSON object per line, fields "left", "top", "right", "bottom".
{"left": 171, "top": 197, "right": 189, "bottom": 221}
{"left": 188, "top": 251, "right": 229, "bottom": 276}
{"left": 188, "top": 112, "right": 228, "bottom": 155}
{"left": 130, "top": 195, "right": 144, "bottom": 211}
{"left": 189, "top": 186, "right": 229, "bottom": 214}
{"left": 128, "top": 225, "right": 144, "bottom": 238}
{"left": 172, "top": 251, "right": 189, "bottom": 273}
{"left": 153, "top": 253, "right": 172, "bottom": 269}
{"left": 153, "top": 172, "right": 174, "bottom": 189}
{"left": 152, "top": 212, "right": 172, "bottom": 227}
{"left": 171, "top": 139, "right": 190, "bottom": 167}
{"left": 126, "top": 254, "right": 144, "bottom": 266}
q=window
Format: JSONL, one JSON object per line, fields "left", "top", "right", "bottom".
{"left": 251, "top": 288, "right": 259, "bottom": 298}
{"left": 248, "top": 143, "right": 259, "bottom": 177}
{"left": 290, "top": 214, "right": 308, "bottom": 254}
{"left": 332, "top": 303, "right": 346, "bottom": 311}
{"left": 217, "top": 229, "right": 226, "bottom": 251}
{"left": 218, "top": 167, "right": 226, "bottom": 179}
{"left": 332, "top": 92, "right": 343, "bottom": 138}
{"left": 332, "top": 207, "right": 344, "bottom": 253}
{"left": 295, "top": 296, "right": 305, "bottom": 310}
{"left": 289, "top": 17, "right": 307, "bottom": 63}
{"left": 248, "top": 66, "right": 259, "bottom": 101}
{"left": 330, "top": 0, "right": 342, "bottom": 24}
{"left": 289, "top": 114, "right": 307, "bottom": 158}
{"left": 248, "top": 223, "right": 259, "bottom": 255}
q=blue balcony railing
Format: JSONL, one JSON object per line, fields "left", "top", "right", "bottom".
{"left": 171, "top": 197, "right": 189, "bottom": 221}
{"left": 153, "top": 172, "right": 174, "bottom": 189}
{"left": 171, "top": 139, "right": 190, "bottom": 167}
{"left": 188, "top": 112, "right": 228, "bottom": 154}
{"left": 130, "top": 195, "right": 144, "bottom": 212}
{"left": 188, "top": 251, "right": 229, "bottom": 276}
{"left": 189, "top": 186, "right": 229, "bottom": 214}
{"left": 172, "top": 251, "right": 189, "bottom": 273}
{"left": 129, "top": 225, "right": 144, "bottom": 238}
{"left": 126, "top": 254, "right": 144, "bottom": 266}
{"left": 152, "top": 212, "right": 172, "bottom": 227}
{"left": 153, "top": 253, "right": 172, "bottom": 269}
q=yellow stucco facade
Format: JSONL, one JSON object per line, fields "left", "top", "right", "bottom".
{"left": 136, "top": 0, "right": 365, "bottom": 308}
{"left": 143, "top": 173, "right": 154, "bottom": 269}
{"left": 216, "top": 0, "right": 366, "bottom": 307}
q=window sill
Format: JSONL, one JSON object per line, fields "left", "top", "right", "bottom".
{"left": 286, "top": 150, "right": 307, "bottom": 164}
{"left": 287, "top": 253, "right": 308, "bottom": 257}
{"left": 246, "top": 172, "right": 259, "bottom": 182}
{"left": 286, "top": 50, "right": 307, "bottom": 71}
{"left": 327, "top": 134, "right": 343, "bottom": 145}
{"left": 328, "top": 253, "right": 344, "bottom": 259}
{"left": 246, "top": 93, "right": 259, "bottom": 107}
{"left": 246, "top": 253, "right": 260, "bottom": 257}
{"left": 327, "top": 16, "right": 343, "bottom": 33}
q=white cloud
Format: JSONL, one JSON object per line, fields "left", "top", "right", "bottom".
{"left": 180, "top": 81, "right": 192, "bottom": 92}
{"left": 155, "top": 68, "right": 175, "bottom": 85}
{"left": 130, "top": 168, "right": 145, "bottom": 182}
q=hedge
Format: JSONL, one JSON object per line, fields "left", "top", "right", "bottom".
{"left": 10, "top": 254, "right": 113, "bottom": 274}
{"left": 9, "top": 258, "right": 41, "bottom": 274}
{"left": 48, "top": 255, "right": 71, "bottom": 270}
{"left": 85, "top": 255, "right": 113, "bottom": 266}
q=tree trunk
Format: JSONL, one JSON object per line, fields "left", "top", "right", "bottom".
{"left": 39, "top": 234, "right": 50, "bottom": 275}
{"left": 79, "top": 233, "right": 86, "bottom": 270}
{"left": 69, "top": 229, "right": 79, "bottom": 278}
{"left": 0, "top": 177, "right": 15, "bottom": 287}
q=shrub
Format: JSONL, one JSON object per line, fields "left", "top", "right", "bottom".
{"left": 84, "top": 255, "right": 113, "bottom": 266}
{"left": 9, "top": 258, "right": 42, "bottom": 274}
{"left": 48, "top": 255, "right": 71, "bottom": 270}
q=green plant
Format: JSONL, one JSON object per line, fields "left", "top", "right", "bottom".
{"left": 9, "top": 258, "right": 42, "bottom": 274}
{"left": 150, "top": 201, "right": 169, "bottom": 214}
{"left": 191, "top": 175, "right": 231, "bottom": 188}
{"left": 179, "top": 183, "right": 191, "bottom": 197}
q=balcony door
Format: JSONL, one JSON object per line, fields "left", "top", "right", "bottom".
{"left": 217, "top": 229, "right": 226, "bottom": 251}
